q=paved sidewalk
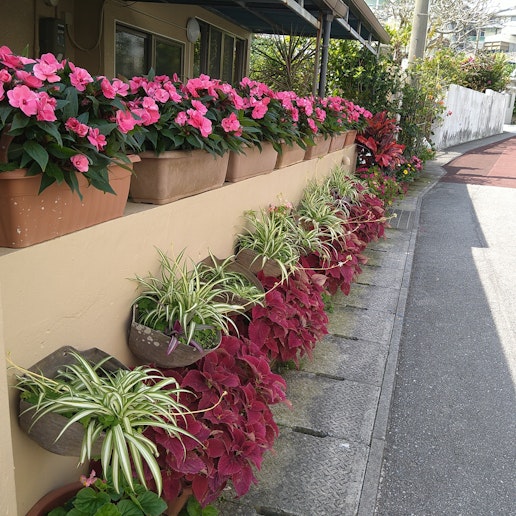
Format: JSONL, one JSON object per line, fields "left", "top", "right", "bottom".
{"left": 214, "top": 130, "right": 516, "bottom": 516}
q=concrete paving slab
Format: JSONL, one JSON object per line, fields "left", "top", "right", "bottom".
{"left": 327, "top": 306, "right": 395, "bottom": 343}
{"left": 333, "top": 283, "right": 399, "bottom": 313}
{"left": 271, "top": 371, "right": 380, "bottom": 444}
{"left": 366, "top": 235, "right": 410, "bottom": 253}
{"left": 302, "top": 334, "right": 389, "bottom": 387}
{"left": 217, "top": 429, "right": 369, "bottom": 516}
{"left": 354, "top": 264, "right": 404, "bottom": 289}
{"left": 361, "top": 248, "right": 407, "bottom": 269}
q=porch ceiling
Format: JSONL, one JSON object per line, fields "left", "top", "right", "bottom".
{"left": 137, "top": 0, "right": 390, "bottom": 47}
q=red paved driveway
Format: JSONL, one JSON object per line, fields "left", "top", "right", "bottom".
{"left": 442, "top": 136, "right": 516, "bottom": 189}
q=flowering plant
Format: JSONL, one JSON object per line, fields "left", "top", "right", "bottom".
{"left": 127, "top": 72, "right": 254, "bottom": 157}
{"left": 0, "top": 47, "right": 140, "bottom": 197}
{"left": 394, "top": 154, "right": 423, "bottom": 183}
{"left": 48, "top": 470, "right": 167, "bottom": 516}
{"left": 235, "top": 78, "right": 302, "bottom": 152}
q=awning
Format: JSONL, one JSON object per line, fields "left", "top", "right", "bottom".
{"left": 141, "top": 0, "right": 390, "bottom": 51}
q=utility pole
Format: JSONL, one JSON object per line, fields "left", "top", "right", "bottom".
{"left": 407, "top": 0, "right": 430, "bottom": 66}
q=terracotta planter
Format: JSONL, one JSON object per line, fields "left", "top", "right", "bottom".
{"left": 304, "top": 134, "right": 331, "bottom": 160}
{"left": 130, "top": 149, "right": 229, "bottom": 204}
{"left": 275, "top": 142, "right": 306, "bottom": 169}
{"left": 226, "top": 142, "right": 278, "bottom": 182}
{"left": 235, "top": 248, "right": 283, "bottom": 278}
{"left": 26, "top": 481, "right": 83, "bottom": 516}
{"left": 328, "top": 132, "right": 347, "bottom": 153}
{"left": 18, "top": 346, "right": 127, "bottom": 456}
{"left": 344, "top": 129, "right": 357, "bottom": 147}
{"left": 128, "top": 306, "right": 222, "bottom": 368}
{"left": 0, "top": 157, "right": 137, "bottom": 248}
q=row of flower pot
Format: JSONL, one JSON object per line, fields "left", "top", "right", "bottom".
{"left": 0, "top": 131, "right": 356, "bottom": 249}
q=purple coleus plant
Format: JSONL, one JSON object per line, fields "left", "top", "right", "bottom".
{"left": 246, "top": 268, "right": 329, "bottom": 366}
{"left": 144, "top": 335, "right": 289, "bottom": 507}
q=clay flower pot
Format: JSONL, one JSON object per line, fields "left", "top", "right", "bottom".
{"left": 130, "top": 149, "right": 229, "bottom": 204}
{"left": 0, "top": 156, "right": 138, "bottom": 248}
{"left": 226, "top": 142, "right": 278, "bottom": 182}
{"left": 304, "top": 134, "right": 331, "bottom": 160}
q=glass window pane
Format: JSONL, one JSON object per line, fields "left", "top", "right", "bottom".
{"left": 222, "top": 34, "right": 234, "bottom": 83}
{"left": 116, "top": 27, "right": 149, "bottom": 79}
{"left": 208, "top": 28, "right": 222, "bottom": 79}
{"left": 155, "top": 39, "right": 183, "bottom": 78}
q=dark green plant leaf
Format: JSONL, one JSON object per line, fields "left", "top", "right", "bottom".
{"left": 23, "top": 140, "right": 49, "bottom": 171}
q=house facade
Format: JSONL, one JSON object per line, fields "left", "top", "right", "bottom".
{"left": 1, "top": 0, "right": 389, "bottom": 92}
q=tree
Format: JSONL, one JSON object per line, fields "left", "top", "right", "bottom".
{"left": 371, "top": 0, "right": 497, "bottom": 55}
{"left": 249, "top": 34, "right": 316, "bottom": 95}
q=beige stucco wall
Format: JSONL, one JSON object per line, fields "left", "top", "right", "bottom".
{"left": 1, "top": 147, "right": 355, "bottom": 513}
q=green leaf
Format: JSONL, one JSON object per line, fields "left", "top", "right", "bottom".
{"left": 0, "top": 105, "right": 13, "bottom": 125}
{"left": 135, "top": 491, "right": 167, "bottom": 516}
{"left": 63, "top": 86, "right": 79, "bottom": 120}
{"left": 10, "top": 112, "right": 30, "bottom": 132}
{"left": 23, "top": 141, "right": 49, "bottom": 171}
{"left": 41, "top": 121, "right": 64, "bottom": 146}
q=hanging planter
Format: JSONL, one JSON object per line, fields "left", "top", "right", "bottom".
{"left": 304, "top": 134, "right": 331, "bottom": 160}
{"left": 129, "top": 149, "right": 229, "bottom": 204}
{"left": 225, "top": 142, "right": 278, "bottom": 182}
{"left": 0, "top": 156, "right": 138, "bottom": 249}
{"left": 128, "top": 305, "right": 222, "bottom": 368}
{"left": 235, "top": 248, "right": 284, "bottom": 278}
{"left": 18, "top": 346, "right": 127, "bottom": 457}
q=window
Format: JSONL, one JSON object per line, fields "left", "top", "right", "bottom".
{"left": 193, "top": 21, "right": 246, "bottom": 83}
{"left": 116, "top": 25, "right": 183, "bottom": 79}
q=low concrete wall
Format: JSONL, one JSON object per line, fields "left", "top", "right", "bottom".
{"left": 432, "top": 85, "right": 508, "bottom": 150}
{"left": 0, "top": 146, "right": 355, "bottom": 514}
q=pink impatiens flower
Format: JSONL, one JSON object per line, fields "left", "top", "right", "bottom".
{"left": 33, "top": 53, "right": 62, "bottom": 83}
{"left": 7, "top": 84, "right": 38, "bottom": 116}
{"left": 70, "top": 154, "right": 89, "bottom": 172}
{"left": 69, "top": 64, "right": 93, "bottom": 92}
{"left": 175, "top": 111, "right": 188, "bottom": 126}
{"left": 87, "top": 127, "right": 107, "bottom": 151}
{"left": 116, "top": 109, "right": 137, "bottom": 134}
{"left": 221, "top": 112, "right": 240, "bottom": 132}
{"left": 65, "top": 117, "right": 89, "bottom": 137}
{"left": 36, "top": 92, "right": 57, "bottom": 122}
{"left": 251, "top": 99, "right": 269, "bottom": 120}
{"left": 187, "top": 109, "right": 212, "bottom": 137}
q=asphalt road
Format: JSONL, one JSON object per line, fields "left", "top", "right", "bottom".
{"left": 375, "top": 138, "right": 516, "bottom": 515}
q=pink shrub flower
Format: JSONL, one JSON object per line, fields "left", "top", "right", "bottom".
{"left": 70, "top": 154, "right": 89, "bottom": 172}
{"left": 7, "top": 84, "right": 38, "bottom": 116}
{"left": 163, "top": 82, "right": 182, "bottom": 102}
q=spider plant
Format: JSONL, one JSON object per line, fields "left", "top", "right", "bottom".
{"left": 199, "top": 253, "right": 265, "bottom": 308}
{"left": 12, "top": 350, "right": 195, "bottom": 495}
{"left": 296, "top": 182, "right": 348, "bottom": 260}
{"left": 237, "top": 205, "right": 302, "bottom": 282}
{"left": 134, "top": 249, "right": 251, "bottom": 351}
{"left": 324, "top": 166, "right": 367, "bottom": 216}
